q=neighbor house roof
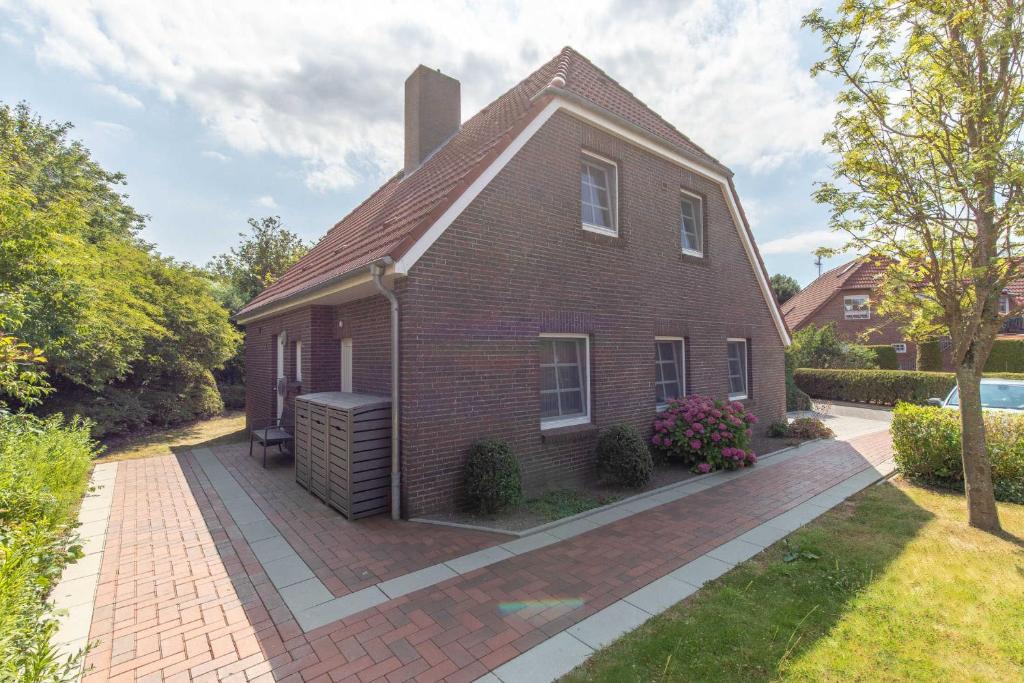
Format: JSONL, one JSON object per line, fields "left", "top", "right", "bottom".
{"left": 782, "top": 256, "right": 1024, "bottom": 330}
{"left": 237, "top": 46, "right": 723, "bottom": 319}
{"left": 781, "top": 257, "right": 887, "bottom": 329}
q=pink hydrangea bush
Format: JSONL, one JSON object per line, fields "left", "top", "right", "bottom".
{"left": 651, "top": 395, "right": 758, "bottom": 472}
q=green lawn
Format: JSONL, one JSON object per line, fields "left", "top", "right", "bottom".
{"left": 98, "top": 410, "right": 247, "bottom": 462}
{"left": 564, "top": 479, "right": 1024, "bottom": 682}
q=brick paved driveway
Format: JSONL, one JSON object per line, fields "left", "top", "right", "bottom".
{"left": 79, "top": 429, "right": 893, "bottom": 682}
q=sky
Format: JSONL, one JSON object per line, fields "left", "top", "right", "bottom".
{"left": 1, "top": 0, "right": 850, "bottom": 286}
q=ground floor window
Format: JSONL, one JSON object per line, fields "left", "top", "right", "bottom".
{"left": 655, "top": 338, "right": 685, "bottom": 408}
{"left": 892, "top": 343, "right": 907, "bottom": 354}
{"left": 727, "top": 338, "right": 749, "bottom": 400}
{"left": 539, "top": 335, "right": 590, "bottom": 428}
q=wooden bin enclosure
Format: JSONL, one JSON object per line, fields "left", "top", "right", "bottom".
{"left": 293, "top": 392, "right": 391, "bottom": 519}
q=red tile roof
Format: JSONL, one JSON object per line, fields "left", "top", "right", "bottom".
{"left": 781, "top": 257, "right": 886, "bottom": 329}
{"left": 238, "top": 47, "right": 723, "bottom": 318}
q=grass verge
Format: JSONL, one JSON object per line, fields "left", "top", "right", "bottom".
{"left": 99, "top": 410, "right": 246, "bottom": 462}
{"left": 524, "top": 489, "right": 620, "bottom": 522}
{"left": 564, "top": 478, "right": 1024, "bottom": 682}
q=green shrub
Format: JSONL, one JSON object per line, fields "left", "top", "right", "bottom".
{"left": 785, "top": 355, "right": 811, "bottom": 411}
{"left": 867, "top": 345, "right": 900, "bottom": 370}
{"left": 787, "top": 323, "right": 878, "bottom": 369}
{"left": 984, "top": 338, "right": 1024, "bottom": 373}
{"left": 794, "top": 368, "right": 1024, "bottom": 406}
{"left": 891, "top": 403, "right": 1024, "bottom": 503}
{"left": 596, "top": 425, "right": 654, "bottom": 488}
{"left": 218, "top": 383, "right": 246, "bottom": 411}
{"left": 464, "top": 440, "right": 522, "bottom": 513}
{"left": 0, "top": 413, "right": 96, "bottom": 681}
{"left": 769, "top": 417, "right": 835, "bottom": 440}
{"left": 916, "top": 340, "right": 944, "bottom": 371}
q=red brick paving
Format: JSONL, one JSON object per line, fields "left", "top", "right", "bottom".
{"left": 82, "top": 431, "right": 892, "bottom": 681}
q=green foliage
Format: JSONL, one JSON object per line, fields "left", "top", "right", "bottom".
{"left": 0, "top": 102, "right": 240, "bottom": 436}
{"left": 916, "top": 340, "right": 944, "bottom": 372}
{"left": 788, "top": 323, "right": 878, "bottom": 370}
{"left": 0, "top": 317, "right": 50, "bottom": 409}
{"left": 770, "top": 273, "right": 801, "bottom": 305}
{"left": 795, "top": 368, "right": 1024, "bottom": 407}
{"left": 205, "top": 216, "right": 308, "bottom": 314}
{"left": 892, "top": 404, "right": 1024, "bottom": 503}
{"left": 595, "top": 425, "right": 653, "bottom": 489}
{"left": 770, "top": 417, "right": 835, "bottom": 440}
{"left": 0, "top": 413, "right": 96, "bottom": 681}
{"left": 218, "top": 383, "right": 246, "bottom": 411}
{"left": 866, "top": 344, "right": 899, "bottom": 370}
{"left": 984, "top": 339, "right": 1024, "bottom": 373}
{"left": 786, "top": 354, "right": 812, "bottom": 411}
{"left": 464, "top": 440, "right": 522, "bottom": 513}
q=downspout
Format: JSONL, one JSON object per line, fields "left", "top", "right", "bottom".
{"left": 370, "top": 261, "right": 401, "bottom": 520}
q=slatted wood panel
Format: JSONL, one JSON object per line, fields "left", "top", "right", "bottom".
{"left": 293, "top": 392, "right": 391, "bottom": 519}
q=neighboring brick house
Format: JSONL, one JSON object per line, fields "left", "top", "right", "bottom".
{"left": 782, "top": 257, "right": 1023, "bottom": 370}
{"left": 237, "top": 47, "right": 790, "bottom": 518}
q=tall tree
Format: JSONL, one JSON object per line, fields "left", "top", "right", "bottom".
{"left": 770, "top": 273, "right": 802, "bottom": 304}
{"left": 805, "top": 1, "right": 1024, "bottom": 531}
{"left": 206, "top": 216, "right": 308, "bottom": 313}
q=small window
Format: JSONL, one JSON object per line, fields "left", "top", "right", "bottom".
{"left": 844, "top": 295, "right": 871, "bottom": 319}
{"left": 727, "top": 338, "right": 748, "bottom": 400}
{"left": 580, "top": 153, "right": 618, "bottom": 236}
{"left": 680, "top": 192, "right": 703, "bottom": 255}
{"left": 655, "top": 338, "right": 685, "bottom": 408}
{"left": 294, "top": 340, "right": 303, "bottom": 382}
{"left": 539, "top": 335, "right": 590, "bottom": 428}
{"left": 1000, "top": 296, "right": 1011, "bottom": 315}
{"left": 892, "top": 343, "right": 907, "bottom": 354}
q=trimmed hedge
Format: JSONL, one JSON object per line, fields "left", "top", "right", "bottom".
{"left": 596, "top": 425, "right": 653, "bottom": 488}
{"left": 464, "top": 439, "right": 522, "bottom": 513}
{"left": 866, "top": 345, "right": 899, "bottom": 370}
{"left": 892, "top": 403, "right": 1024, "bottom": 503}
{"left": 916, "top": 340, "right": 944, "bottom": 371}
{"left": 985, "top": 338, "right": 1024, "bottom": 373}
{"left": 794, "top": 368, "right": 1024, "bottom": 406}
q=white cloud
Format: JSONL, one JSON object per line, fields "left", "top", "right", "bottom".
{"left": 94, "top": 82, "right": 144, "bottom": 109}
{"left": 759, "top": 229, "right": 846, "bottom": 255}
{"left": 7, "top": 0, "right": 836, "bottom": 190}
{"left": 256, "top": 195, "right": 277, "bottom": 208}
{"left": 201, "top": 150, "right": 230, "bottom": 162}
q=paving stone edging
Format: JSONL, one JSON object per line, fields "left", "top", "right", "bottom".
{"left": 480, "top": 456, "right": 898, "bottom": 683}
{"left": 50, "top": 461, "right": 119, "bottom": 680}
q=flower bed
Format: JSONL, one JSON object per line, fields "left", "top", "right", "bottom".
{"left": 652, "top": 395, "right": 758, "bottom": 472}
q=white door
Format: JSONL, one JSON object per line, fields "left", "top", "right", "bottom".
{"left": 276, "top": 332, "right": 286, "bottom": 418}
{"left": 340, "top": 338, "right": 353, "bottom": 392}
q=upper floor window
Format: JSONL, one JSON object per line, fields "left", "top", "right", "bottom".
{"left": 539, "top": 335, "right": 591, "bottom": 428}
{"left": 680, "top": 192, "right": 703, "bottom": 256}
{"left": 1000, "top": 295, "right": 1011, "bottom": 315}
{"left": 580, "top": 153, "right": 618, "bottom": 236}
{"left": 844, "top": 295, "right": 871, "bottom": 319}
{"left": 727, "top": 338, "right": 749, "bottom": 400}
{"left": 892, "top": 343, "right": 907, "bottom": 354}
{"left": 655, "top": 338, "right": 685, "bottom": 408}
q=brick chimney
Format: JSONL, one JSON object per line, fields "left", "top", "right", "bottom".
{"left": 404, "top": 65, "right": 460, "bottom": 175}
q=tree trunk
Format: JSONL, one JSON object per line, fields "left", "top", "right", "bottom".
{"left": 955, "top": 366, "right": 1002, "bottom": 532}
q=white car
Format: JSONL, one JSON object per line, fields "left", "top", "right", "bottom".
{"left": 929, "top": 378, "right": 1024, "bottom": 412}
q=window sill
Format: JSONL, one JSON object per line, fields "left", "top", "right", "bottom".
{"left": 728, "top": 393, "right": 748, "bottom": 401}
{"left": 582, "top": 223, "right": 618, "bottom": 238}
{"left": 680, "top": 248, "right": 703, "bottom": 258}
{"left": 540, "top": 422, "right": 598, "bottom": 444}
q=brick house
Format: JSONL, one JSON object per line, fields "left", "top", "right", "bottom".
{"left": 782, "top": 257, "right": 1023, "bottom": 370}
{"left": 236, "top": 47, "right": 790, "bottom": 518}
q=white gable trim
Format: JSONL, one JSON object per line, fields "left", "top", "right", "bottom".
{"left": 395, "top": 95, "right": 790, "bottom": 345}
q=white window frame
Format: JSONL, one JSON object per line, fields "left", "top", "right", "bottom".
{"left": 680, "top": 191, "right": 704, "bottom": 257}
{"left": 844, "top": 294, "right": 871, "bottom": 319}
{"left": 1000, "top": 295, "right": 1011, "bottom": 315}
{"left": 295, "top": 340, "right": 302, "bottom": 382}
{"left": 727, "top": 338, "right": 749, "bottom": 401}
{"left": 539, "top": 333, "right": 591, "bottom": 429}
{"left": 891, "top": 343, "right": 907, "bottom": 354}
{"left": 655, "top": 336, "right": 686, "bottom": 410}
{"left": 580, "top": 152, "right": 619, "bottom": 237}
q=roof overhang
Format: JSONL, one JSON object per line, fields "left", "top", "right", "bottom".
{"left": 236, "top": 93, "right": 792, "bottom": 346}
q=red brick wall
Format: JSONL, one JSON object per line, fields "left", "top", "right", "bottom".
{"left": 398, "top": 111, "right": 787, "bottom": 515}
{"left": 801, "top": 289, "right": 917, "bottom": 369}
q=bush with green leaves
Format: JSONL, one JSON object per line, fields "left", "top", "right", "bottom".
{"left": 218, "top": 383, "right": 246, "bottom": 411}
{"left": 794, "top": 368, "right": 1024, "bottom": 406}
{"left": 984, "top": 338, "right": 1024, "bottom": 373}
{"left": 787, "top": 323, "right": 878, "bottom": 370}
{"left": 916, "top": 340, "right": 944, "bottom": 371}
{"left": 866, "top": 344, "right": 899, "bottom": 369}
{"left": 0, "top": 412, "right": 96, "bottom": 681}
{"left": 464, "top": 440, "right": 522, "bottom": 513}
{"left": 596, "top": 424, "right": 653, "bottom": 488}
{"left": 891, "top": 403, "right": 1024, "bottom": 503}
